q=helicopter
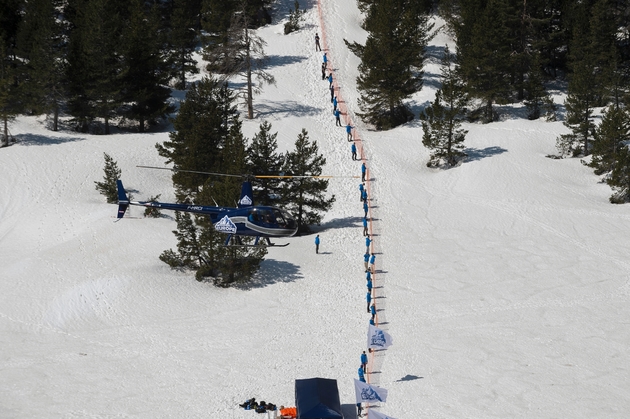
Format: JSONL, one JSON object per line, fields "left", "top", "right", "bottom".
{"left": 116, "top": 176, "right": 298, "bottom": 247}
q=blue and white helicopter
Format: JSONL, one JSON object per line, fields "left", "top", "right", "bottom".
{"left": 116, "top": 170, "right": 299, "bottom": 247}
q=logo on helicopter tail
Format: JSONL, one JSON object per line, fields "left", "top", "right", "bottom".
{"left": 215, "top": 215, "right": 237, "bottom": 234}
{"left": 239, "top": 195, "right": 252, "bottom": 206}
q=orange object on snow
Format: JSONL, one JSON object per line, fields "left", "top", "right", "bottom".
{"left": 280, "top": 407, "right": 297, "bottom": 418}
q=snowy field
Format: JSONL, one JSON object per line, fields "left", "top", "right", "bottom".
{"left": 2, "top": 0, "right": 630, "bottom": 418}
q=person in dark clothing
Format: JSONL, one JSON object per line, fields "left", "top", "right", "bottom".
{"left": 366, "top": 292, "right": 371, "bottom": 313}
{"left": 315, "top": 33, "right": 321, "bottom": 51}
{"left": 351, "top": 143, "right": 357, "bottom": 160}
{"left": 315, "top": 234, "right": 320, "bottom": 254}
{"left": 361, "top": 162, "right": 366, "bottom": 182}
{"left": 330, "top": 84, "right": 335, "bottom": 102}
{"left": 333, "top": 96, "right": 338, "bottom": 112}
{"left": 321, "top": 62, "right": 327, "bottom": 80}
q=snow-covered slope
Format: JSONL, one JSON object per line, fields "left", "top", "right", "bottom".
{"left": 1, "top": 1, "right": 629, "bottom": 418}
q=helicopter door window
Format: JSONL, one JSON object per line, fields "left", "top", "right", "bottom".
{"left": 259, "top": 209, "right": 275, "bottom": 225}
{"left": 273, "top": 209, "right": 287, "bottom": 227}
{"left": 248, "top": 210, "right": 259, "bottom": 223}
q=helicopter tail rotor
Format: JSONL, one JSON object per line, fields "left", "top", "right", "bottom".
{"left": 116, "top": 180, "right": 130, "bottom": 219}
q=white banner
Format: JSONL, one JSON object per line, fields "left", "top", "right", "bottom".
{"left": 367, "top": 324, "right": 393, "bottom": 350}
{"left": 367, "top": 410, "right": 397, "bottom": 419}
{"left": 354, "top": 379, "right": 388, "bottom": 404}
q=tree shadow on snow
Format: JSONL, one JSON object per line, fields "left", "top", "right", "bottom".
{"left": 15, "top": 132, "right": 86, "bottom": 146}
{"left": 464, "top": 146, "right": 507, "bottom": 162}
{"left": 246, "top": 259, "right": 302, "bottom": 289}
{"left": 265, "top": 54, "right": 308, "bottom": 69}
{"left": 256, "top": 100, "right": 320, "bottom": 118}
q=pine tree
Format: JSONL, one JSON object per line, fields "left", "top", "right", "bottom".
{"left": 159, "top": 211, "right": 205, "bottom": 268}
{"left": 16, "top": 0, "right": 66, "bottom": 131}
{"left": 348, "top": 0, "right": 432, "bottom": 129}
{"left": 589, "top": 105, "right": 630, "bottom": 175}
{"left": 284, "top": 1, "right": 305, "bottom": 35}
{"left": 0, "top": 0, "right": 23, "bottom": 146}
{"left": 156, "top": 77, "right": 237, "bottom": 200}
{"left": 607, "top": 147, "right": 630, "bottom": 204}
{"left": 119, "top": 0, "right": 173, "bottom": 132}
{"left": 524, "top": 52, "right": 556, "bottom": 121}
{"left": 247, "top": 121, "right": 284, "bottom": 206}
{"left": 281, "top": 129, "right": 335, "bottom": 234}
{"left": 457, "top": 0, "right": 511, "bottom": 122}
{"left": 203, "top": 3, "right": 274, "bottom": 119}
{"left": 166, "top": 0, "right": 199, "bottom": 90}
{"left": 94, "top": 153, "right": 122, "bottom": 203}
{"left": 421, "top": 46, "right": 468, "bottom": 167}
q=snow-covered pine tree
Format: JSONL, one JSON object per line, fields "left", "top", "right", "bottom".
{"left": 94, "top": 153, "right": 122, "bottom": 203}
{"left": 421, "top": 46, "right": 468, "bottom": 168}
{"left": 281, "top": 129, "right": 335, "bottom": 234}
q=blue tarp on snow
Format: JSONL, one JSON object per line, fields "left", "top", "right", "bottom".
{"left": 295, "top": 378, "right": 343, "bottom": 419}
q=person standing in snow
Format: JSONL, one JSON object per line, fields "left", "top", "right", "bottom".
{"left": 321, "top": 62, "right": 327, "bottom": 80}
{"left": 328, "top": 73, "right": 333, "bottom": 88}
{"left": 358, "top": 365, "right": 366, "bottom": 382}
{"left": 361, "top": 351, "right": 368, "bottom": 372}
{"left": 363, "top": 200, "right": 368, "bottom": 218}
{"left": 366, "top": 277, "right": 372, "bottom": 293}
{"left": 366, "top": 291, "right": 372, "bottom": 313}
{"left": 370, "top": 303, "right": 376, "bottom": 321}
{"left": 362, "top": 217, "right": 368, "bottom": 237}
{"left": 364, "top": 252, "right": 370, "bottom": 271}
{"left": 365, "top": 235, "right": 372, "bottom": 253}
{"left": 351, "top": 143, "right": 357, "bottom": 161}
{"left": 359, "top": 182, "right": 364, "bottom": 201}
{"left": 335, "top": 109, "right": 341, "bottom": 126}
{"left": 361, "top": 188, "right": 368, "bottom": 203}
{"left": 315, "top": 33, "right": 321, "bottom": 51}
{"left": 346, "top": 124, "right": 353, "bottom": 141}
{"left": 330, "top": 84, "right": 335, "bottom": 102}
{"left": 323, "top": 52, "right": 327, "bottom": 66}
{"left": 315, "top": 234, "right": 320, "bottom": 254}
{"left": 361, "top": 162, "right": 366, "bottom": 181}
{"left": 369, "top": 253, "right": 376, "bottom": 273}
{"left": 366, "top": 269, "right": 371, "bottom": 281}
{"left": 357, "top": 403, "right": 362, "bottom": 417}
{"left": 333, "top": 96, "right": 338, "bottom": 112}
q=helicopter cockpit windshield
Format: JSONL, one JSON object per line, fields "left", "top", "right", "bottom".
{"left": 248, "top": 208, "right": 297, "bottom": 230}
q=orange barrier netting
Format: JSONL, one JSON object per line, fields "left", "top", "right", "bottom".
{"left": 317, "top": 0, "right": 380, "bottom": 398}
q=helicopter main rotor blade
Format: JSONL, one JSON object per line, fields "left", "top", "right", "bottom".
{"left": 137, "top": 166, "right": 243, "bottom": 178}
{"left": 138, "top": 165, "right": 359, "bottom": 179}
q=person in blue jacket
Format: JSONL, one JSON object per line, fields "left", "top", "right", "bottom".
{"left": 369, "top": 317, "right": 375, "bottom": 326}
{"left": 363, "top": 200, "right": 368, "bottom": 218}
{"left": 323, "top": 52, "right": 327, "bottom": 65}
{"left": 335, "top": 109, "right": 341, "bottom": 126}
{"left": 361, "top": 188, "right": 368, "bottom": 202}
{"left": 366, "top": 278, "right": 372, "bottom": 293}
{"left": 366, "top": 269, "right": 371, "bottom": 280}
{"left": 351, "top": 143, "right": 357, "bottom": 161}
{"left": 361, "top": 351, "right": 368, "bottom": 372}
{"left": 328, "top": 73, "right": 333, "bottom": 87}
{"left": 370, "top": 303, "right": 376, "bottom": 319}
{"left": 333, "top": 96, "right": 338, "bottom": 112}
{"left": 361, "top": 162, "right": 366, "bottom": 182}
{"left": 359, "top": 182, "right": 364, "bottom": 201}
{"left": 358, "top": 365, "right": 366, "bottom": 382}
{"left": 315, "top": 234, "right": 320, "bottom": 254}
{"left": 364, "top": 252, "right": 370, "bottom": 271}
{"left": 363, "top": 217, "right": 368, "bottom": 236}
{"left": 365, "top": 235, "right": 372, "bottom": 253}
{"left": 346, "top": 124, "right": 352, "bottom": 141}
{"left": 366, "top": 291, "right": 372, "bottom": 313}
{"left": 369, "top": 253, "right": 376, "bottom": 273}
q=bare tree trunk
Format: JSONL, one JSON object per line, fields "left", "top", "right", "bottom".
{"left": 53, "top": 104, "right": 59, "bottom": 132}
{"left": 2, "top": 114, "right": 8, "bottom": 147}
{"left": 245, "top": 27, "right": 254, "bottom": 119}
